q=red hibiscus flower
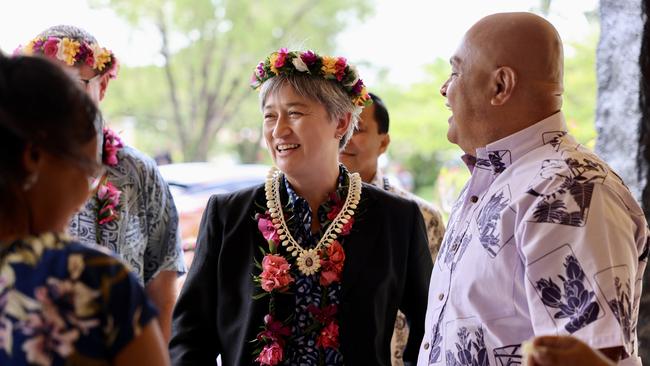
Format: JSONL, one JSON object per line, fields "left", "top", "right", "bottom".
{"left": 260, "top": 254, "right": 294, "bottom": 292}
{"left": 320, "top": 241, "right": 345, "bottom": 286}
{"left": 316, "top": 321, "right": 340, "bottom": 350}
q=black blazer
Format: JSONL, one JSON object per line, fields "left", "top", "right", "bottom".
{"left": 170, "top": 183, "right": 432, "bottom": 366}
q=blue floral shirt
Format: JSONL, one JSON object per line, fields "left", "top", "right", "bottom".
{"left": 0, "top": 232, "right": 157, "bottom": 365}
{"left": 280, "top": 166, "right": 348, "bottom": 365}
{"left": 68, "top": 145, "right": 186, "bottom": 286}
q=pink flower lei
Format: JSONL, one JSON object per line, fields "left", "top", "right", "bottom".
{"left": 251, "top": 191, "right": 355, "bottom": 365}
{"left": 95, "top": 128, "right": 123, "bottom": 232}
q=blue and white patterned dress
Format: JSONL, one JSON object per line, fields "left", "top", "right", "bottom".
{"left": 0, "top": 232, "right": 157, "bottom": 365}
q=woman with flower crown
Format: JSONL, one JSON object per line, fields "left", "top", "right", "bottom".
{"left": 0, "top": 54, "right": 169, "bottom": 364}
{"left": 170, "top": 48, "right": 433, "bottom": 366}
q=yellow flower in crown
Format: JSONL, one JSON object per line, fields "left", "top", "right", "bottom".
{"left": 269, "top": 53, "right": 280, "bottom": 75}
{"left": 92, "top": 44, "right": 112, "bottom": 71}
{"left": 57, "top": 38, "right": 81, "bottom": 66}
{"left": 321, "top": 56, "right": 337, "bottom": 77}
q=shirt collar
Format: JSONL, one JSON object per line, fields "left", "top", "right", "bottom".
{"left": 468, "top": 112, "right": 567, "bottom": 174}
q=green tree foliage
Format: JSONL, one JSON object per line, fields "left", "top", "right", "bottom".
{"left": 95, "top": 0, "right": 371, "bottom": 161}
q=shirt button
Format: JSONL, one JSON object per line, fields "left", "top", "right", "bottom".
{"left": 470, "top": 195, "right": 479, "bottom": 203}
{"left": 424, "top": 342, "right": 430, "bottom": 350}
{"left": 438, "top": 293, "right": 444, "bottom": 301}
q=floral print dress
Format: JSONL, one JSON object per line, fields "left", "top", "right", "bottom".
{"left": 0, "top": 232, "right": 157, "bottom": 365}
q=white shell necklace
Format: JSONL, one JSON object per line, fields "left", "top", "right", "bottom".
{"left": 264, "top": 166, "right": 362, "bottom": 276}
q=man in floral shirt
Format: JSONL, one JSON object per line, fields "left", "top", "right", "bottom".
{"left": 340, "top": 92, "right": 445, "bottom": 366}
{"left": 18, "top": 25, "right": 186, "bottom": 342}
{"left": 417, "top": 13, "right": 648, "bottom": 366}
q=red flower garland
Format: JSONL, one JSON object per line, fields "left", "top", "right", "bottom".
{"left": 252, "top": 191, "right": 353, "bottom": 365}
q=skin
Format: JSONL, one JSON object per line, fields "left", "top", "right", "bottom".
{"left": 440, "top": 13, "right": 623, "bottom": 362}
{"left": 3, "top": 135, "right": 170, "bottom": 365}
{"left": 339, "top": 103, "right": 390, "bottom": 183}
{"left": 263, "top": 84, "right": 351, "bottom": 232}
{"left": 440, "top": 12, "right": 563, "bottom": 155}
{"left": 76, "top": 62, "right": 177, "bottom": 343}
{"left": 525, "top": 336, "right": 615, "bottom": 366}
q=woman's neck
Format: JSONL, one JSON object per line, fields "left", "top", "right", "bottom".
{"left": 286, "top": 163, "right": 341, "bottom": 217}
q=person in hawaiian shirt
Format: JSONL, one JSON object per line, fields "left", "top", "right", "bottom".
{"left": 416, "top": 12, "right": 648, "bottom": 366}
{"left": 0, "top": 53, "right": 169, "bottom": 365}
{"left": 17, "top": 25, "right": 186, "bottom": 342}
{"left": 339, "top": 91, "right": 445, "bottom": 366}
{"left": 170, "top": 48, "right": 432, "bottom": 366}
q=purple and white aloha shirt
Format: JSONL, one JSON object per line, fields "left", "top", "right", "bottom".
{"left": 417, "top": 112, "right": 649, "bottom": 366}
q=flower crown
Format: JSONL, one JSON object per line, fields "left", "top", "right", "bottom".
{"left": 17, "top": 36, "right": 119, "bottom": 79}
{"left": 250, "top": 48, "right": 371, "bottom": 107}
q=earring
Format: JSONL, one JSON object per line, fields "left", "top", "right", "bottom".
{"left": 335, "top": 134, "right": 343, "bottom": 140}
{"left": 22, "top": 172, "right": 39, "bottom": 191}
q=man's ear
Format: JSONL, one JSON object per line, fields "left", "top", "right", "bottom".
{"left": 491, "top": 66, "right": 516, "bottom": 106}
{"left": 98, "top": 74, "right": 110, "bottom": 102}
{"left": 336, "top": 112, "right": 352, "bottom": 138}
{"left": 379, "top": 133, "right": 390, "bottom": 155}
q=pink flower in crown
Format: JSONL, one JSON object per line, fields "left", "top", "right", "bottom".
{"left": 316, "top": 321, "right": 340, "bottom": 349}
{"left": 256, "top": 342, "right": 284, "bottom": 366}
{"left": 256, "top": 62, "right": 266, "bottom": 78}
{"left": 300, "top": 50, "right": 318, "bottom": 66}
{"left": 257, "top": 314, "right": 291, "bottom": 343}
{"left": 334, "top": 57, "right": 347, "bottom": 81}
{"left": 260, "top": 254, "right": 294, "bottom": 292}
{"left": 274, "top": 48, "right": 289, "bottom": 69}
{"left": 102, "top": 128, "right": 123, "bottom": 166}
{"left": 42, "top": 38, "right": 60, "bottom": 58}
{"left": 257, "top": 212, "right": 279, "bottom": 243}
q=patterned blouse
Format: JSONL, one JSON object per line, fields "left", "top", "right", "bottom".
{"left": 68, "top": 145, "right": 186, "bottom": 286}
{"left": 0, "top": 232, "right": 157, "bottom": 365}
{"left": 280, "top": 166, "right": 350, "bottom": 365}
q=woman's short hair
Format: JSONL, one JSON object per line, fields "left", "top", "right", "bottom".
{"left": 258, "top": 74, "right": 361, "bottom": 149}
{"left": 0, "top": 54, "right": 99, "bottom": 212}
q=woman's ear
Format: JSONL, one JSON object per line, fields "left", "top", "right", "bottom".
{"left": 335, "top": 112, "right": 352, "bottom": 138}
{"left": 491, "top": 66, "right": 517, "bottom": 106}
{"left": 98, "top": 74, "right": 111, "bottom": 101}
{"left": 22, "top": 143, "right": 41, "bottom": 174}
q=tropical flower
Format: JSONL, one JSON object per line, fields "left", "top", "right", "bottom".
{"left": 316, "top": 321, "right": 340, "bottom": 349}
{"left": 291, "top": 56, "right": 309, "bottom": 72}
{"left": 300, "top": 50, "right": 318, "bottom": 66}
{"left": 321, "top": 56, "right": 338, "bottom": 77}
{"left": 320, "top": 241, "right": 345, "bottom": 286}
{"left": 256, "top": 342, "right": 284, "bottom": 366}
{"left": 256, "top": 314, "right": 291, "bottom": 344}
{"left": 260, "top": 254, "right": 294, "bottom": 292}
{"left": 102, "top": 127, "right": 123, "bottom": 167}
{"left": 57, "top": 38, "right": 81, "bottom": 66}
{"left": 97, "top": 181, "right": 121, "bottom": 225}
{"left": 256, "top": 212, "right": 279, "bottom": 244}
{"left": 42, "top": 38, "right": 60, "bottom": 58}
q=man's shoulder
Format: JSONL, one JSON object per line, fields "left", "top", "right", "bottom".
{"left": 116, "top": 145, "right": 158, "bottom": 172}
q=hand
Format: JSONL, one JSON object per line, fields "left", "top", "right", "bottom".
{"left": 523, "top": 336, "right": 616, "bottom": 366}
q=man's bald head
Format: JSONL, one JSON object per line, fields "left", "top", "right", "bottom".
{"left": 467, "top": 12, "right": 564, "bottom": 100}
{"left": 440, "top": 12, "right": 565, "bottom": 154}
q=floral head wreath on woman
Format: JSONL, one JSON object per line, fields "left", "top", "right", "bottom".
{"left": 16, "top": 36, "right": 119, "bottom": 79}
{"left": 250, "top": 48, "right": 371, "bottom": 107}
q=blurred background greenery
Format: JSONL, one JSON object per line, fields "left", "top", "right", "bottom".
{"left": 81, "top": 0, "right": 598, "bottom": 218}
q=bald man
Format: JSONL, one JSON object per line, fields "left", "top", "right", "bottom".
{"left": 417, "top": 12, "right": 648, "bottom": 366}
